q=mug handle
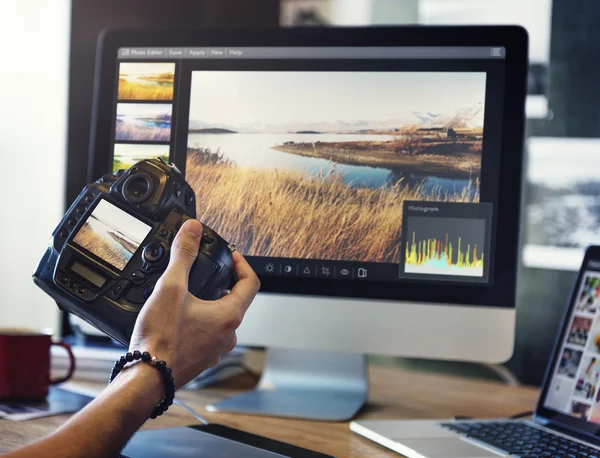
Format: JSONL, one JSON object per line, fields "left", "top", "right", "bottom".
{"left": 50, "top": 341, "right": 76, "bottom": 384}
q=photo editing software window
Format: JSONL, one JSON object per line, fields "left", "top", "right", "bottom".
{"left": 544, "top": 260, "right": 600, "bottom": 423}
{"left": 110, "top": 46, "right": 506, "bottom": 285}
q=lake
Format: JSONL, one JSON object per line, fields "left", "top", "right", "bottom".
{"left": 187, "top": 133, "right": 474, "bottom": 195}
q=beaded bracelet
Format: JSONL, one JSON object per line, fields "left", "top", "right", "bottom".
{"left": 109, "top": 351, "right": 176, "bottom": 419}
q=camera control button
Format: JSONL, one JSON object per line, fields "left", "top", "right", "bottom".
{"left": 185, "top": 189, "right": 195, "bottom": 207}
{"left": 143, "top": 242, "right": 166, "bottom": 263}
{"left": 112, "top": 285, "right": 122, "bottom": 296}
{"left": 67, "top": 217, "right": 77, "bottom": 227}
{"left": 68, "top": 281, "right": 77, "bottom": 289}
{"left": 159, "top": 228, "right": 169, "bottom": 238}
{"left": 77, "top": 286, "right": 86, "bottom": 295}
{"left": 131, "top": 270, "right": 147, "bottom": 284}
{"left": 174, "top": 184, "right": 182, "bottom": 197}
{"left": 59, "top": 229, "right": 70, "bottom": 239}
{"left": 85, "top": 194, "right": 94, "bottom": 203}
{"left": 75, "top": 205, "right": 86, "bottom": 215}
{"left": 59, "top": 276, "right": 69, "bottom": 284}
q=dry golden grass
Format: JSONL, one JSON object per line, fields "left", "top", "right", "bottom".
{"left": 73, "top": 223, "right": 128, "bottom": 270}
{"left": 118, "top": 79, "right": 173, "bottom": 101}
{"left": 186, "top": 154, "right": 479, "bottom": 263}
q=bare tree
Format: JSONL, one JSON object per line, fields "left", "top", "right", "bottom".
{"left": 393, "top": 130, "right": 423, "bottom": 156}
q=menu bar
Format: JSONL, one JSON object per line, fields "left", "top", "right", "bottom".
{"left": 118, "top": 46, "right": 505, "bottom": 60}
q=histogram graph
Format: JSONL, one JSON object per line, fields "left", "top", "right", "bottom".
{"left": 405, "top": 231, "right": 484, "bottom": 277}
{"left": 403, "top": 216, "right": 486, "bottom": 278}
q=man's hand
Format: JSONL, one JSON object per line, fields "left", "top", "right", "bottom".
{"left": 129, "top": 219, "right": 260, "bottom": 388}
{"left": 5, "top": 219, "right": 259, "bottom": 458}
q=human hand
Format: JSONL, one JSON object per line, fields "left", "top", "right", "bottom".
{"left": 128, "top": 219, "right": 260, "bottom": 388}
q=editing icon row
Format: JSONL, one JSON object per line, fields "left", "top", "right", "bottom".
{"left": 262, "top": 263, "right": 368, "bottom": 279}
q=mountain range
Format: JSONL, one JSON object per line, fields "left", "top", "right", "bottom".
{"left": 188, "top": 102, "right": 484, "bottom": 134}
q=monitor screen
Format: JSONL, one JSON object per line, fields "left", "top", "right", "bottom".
{"left": 105, "top": 43, "right": 508, "bottom": 288}
{"left": 72, "top": 199, "right": 152, "bottom": 271}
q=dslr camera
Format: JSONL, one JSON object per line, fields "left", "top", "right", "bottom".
{"left": 33, "top": 158, "right": 235, "bottom": 346}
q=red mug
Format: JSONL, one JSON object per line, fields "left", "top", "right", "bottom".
{"left": 0, "top": 329, "right": 76, "bottom": 400}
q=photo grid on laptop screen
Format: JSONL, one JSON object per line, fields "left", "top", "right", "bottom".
{"left": 545, "top": 265, "right": 600, "bottom": 422}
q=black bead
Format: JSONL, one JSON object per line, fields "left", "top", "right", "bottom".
{"left": 163, "top": 369, "right": 172, "bottom": 380}
{"left": 114, "top": 362, "right": 124, "bottom": 370}
{"left": 142, "top": 352, "right": 151, "bottom": 362}
{"left": 126, "top": 352, "right": 134, "bottom": 362}
{"left": 132, "top": 350, "right": 142, "bottom": 360}
{"left": 150, "top": 413, "right": 157, "bottom": 420}
{"left": 155, "top": 360, "right": 167, "bottom": 372}
{"left": 119, "top": 357, "right": 127, "bottom": 367}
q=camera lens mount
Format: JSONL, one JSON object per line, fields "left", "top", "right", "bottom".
{"left": 123, "top": 172, "right": 154, "bottom": 204}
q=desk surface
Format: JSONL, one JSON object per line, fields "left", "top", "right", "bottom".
{"left": 0, "top": 358, "right": 539, "bottom": 457}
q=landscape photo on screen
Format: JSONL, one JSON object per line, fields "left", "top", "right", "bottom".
{"left": 115, "top": 103, "right": 172, "bottom": 142}
{"left": 118, "top": 62, "right": 175, "bottom": 101}
{"left": 113, "top": 143, "right": 170, "bottom": 172}
{"left": 186, "top": 71, "right": 486, "bottom": 263}
{"left": 72, "top": 200, "right": 152, "bottom": 271}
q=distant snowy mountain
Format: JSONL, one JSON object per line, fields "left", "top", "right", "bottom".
{"left": 412, "top": 112, "right": 441, "bottom": 124}
{"left": 188, "top": 117, "right": 413, "bottom": 134}
{"left": 188, "top": 104, "right": 484, "bottom": 134}
{"left": 415, "top": 103, "right": 485, "bottom": 129}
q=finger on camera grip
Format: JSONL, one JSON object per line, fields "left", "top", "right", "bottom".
{"left": 164, "top": 219, "right": 203, "bottom": 283}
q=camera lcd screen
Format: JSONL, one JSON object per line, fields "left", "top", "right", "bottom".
{"left": 72, "top": 199, "right": 152, "bottom": 271}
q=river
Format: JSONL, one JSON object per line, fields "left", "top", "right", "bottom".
{"left": 187, "top": 133, "right": 474, "bottom": 194}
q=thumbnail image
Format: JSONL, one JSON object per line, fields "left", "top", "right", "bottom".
{"left": 115, "top": 103, "right": 172, "bottom": 142}
{"left": 571, "top": 401, "right": 592, "bottom": 420}
{"left": 113, "top": 143, "right": 170, "bottom": 172}
{"left": 403, "top": 216, "right": 485, "bottom": 277}
{"left": 574, "top": 355, "right": 600, "bottom": 400}
{"left": 186, "top": 71, "right": 486, "bottom": 261}
{"left": 557, "top": 348, "right": 583, "bottom": 379}
{"left": 567, "top": 316, "right": 593, "bottom": 346}
{"left": 586, "top": 316, "right": 600, "bottom": 354}
{"left": 118, "top": 62, "right": 175, "bottom": 101}
{"left": 72, "top": 200, "right": 152, "bottom": 271}
{"left": 545, "top": 377, "right": 575, "bottom": 412}
{"left": 576, "top": 275, "right": 600, "bottom": 315}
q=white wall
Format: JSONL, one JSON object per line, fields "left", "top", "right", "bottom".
{"left": 0, "top": 2, "right": 70, "bottom": 332}
{"left": 420, "top": 0, "right": 553, "bottom": 63}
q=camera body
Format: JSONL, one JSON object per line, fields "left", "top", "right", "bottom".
{"left": 33, "top": 158, "right": 235, "bottom": 346}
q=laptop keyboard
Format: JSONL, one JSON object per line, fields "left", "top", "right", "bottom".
{"left": 440, "top": 421, "right": 599, "bottom": 458}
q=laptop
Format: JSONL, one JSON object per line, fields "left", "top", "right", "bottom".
{"left": 351, "top": 245, "right": 600, "bottom": 458}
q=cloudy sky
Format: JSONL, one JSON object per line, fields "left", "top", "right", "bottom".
{"left": 189, "top": 71, "right": 486, "bottom": 126}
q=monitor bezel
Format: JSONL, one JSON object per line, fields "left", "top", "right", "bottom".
{"left": 90, "top": 26, "right": 528, "bottom": 309}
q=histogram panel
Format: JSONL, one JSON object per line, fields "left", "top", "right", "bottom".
{"left": 403, "top": 217, "right": 486, "bottom": 277}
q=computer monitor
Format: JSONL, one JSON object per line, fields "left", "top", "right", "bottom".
{"left": 89, "top": 26, "right": 528, "bottom": 420}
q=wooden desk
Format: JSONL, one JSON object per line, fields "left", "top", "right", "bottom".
{"left": 0, "top": 360, "right": 539, "bottom": 457}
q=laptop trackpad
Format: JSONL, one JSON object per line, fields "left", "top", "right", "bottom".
{"left": 398, "top": 438, "right": 502, "bottom": 458}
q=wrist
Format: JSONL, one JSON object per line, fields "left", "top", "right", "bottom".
{"left": 110, "top": 362, "right": 164, "bottom": 407}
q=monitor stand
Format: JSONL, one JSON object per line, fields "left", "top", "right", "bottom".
{"left": 207, "top": 348, "right": 368, "bottom": 421}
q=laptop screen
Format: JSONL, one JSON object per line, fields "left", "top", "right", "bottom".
{"left": 539, "top": 250, "right": 600, "bottom": 435}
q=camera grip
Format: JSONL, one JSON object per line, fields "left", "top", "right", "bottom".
{"left": 187, "top": 225, "right": 235, "bottom": 300}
